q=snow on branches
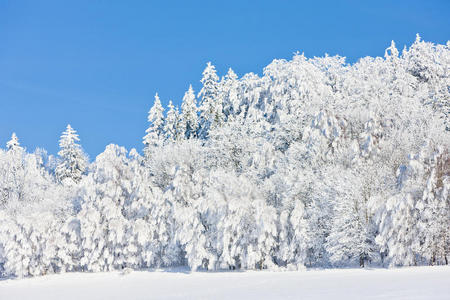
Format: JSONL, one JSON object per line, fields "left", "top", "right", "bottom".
{"left": 0, "top": 36, "right": 449, "bottom": 278}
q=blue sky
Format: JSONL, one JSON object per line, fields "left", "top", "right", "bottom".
{"left": 1, "top": 0, "right": 449, "bottom": 158}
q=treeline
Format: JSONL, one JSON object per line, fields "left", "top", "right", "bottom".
{"left": 0, "top": 35, "right": 448, "bottom": 277}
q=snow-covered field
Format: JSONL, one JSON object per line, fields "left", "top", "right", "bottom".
{"left": 1, "top": 266, "right": 449, "bottom": 300}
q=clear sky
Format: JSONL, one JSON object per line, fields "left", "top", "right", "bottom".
{"left": 1, "top": 0, "right": 449, "bottom": 158}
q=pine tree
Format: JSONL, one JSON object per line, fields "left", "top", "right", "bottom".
{"left": 221, "top": 68, "right": 240, "bottom": 118}
{"left": 198, "top": 62, "right": 223, "bottom": 135}
{"left": 180, "top": 85, "right": 198, "bottom": 139}
{"left": 6, "top": 133, "right": 22, "bottom": 152}
{"left": 2, "top": 133, "right": 25, "bottom": 206}
{"left": 143, "top": 93, "right": 165, "bottom": 157}
{"left": 55, "top": 124, "right": 88, "bottom": 184}
{"left": 164, "top": 100, "right": 179, "bottom": 142}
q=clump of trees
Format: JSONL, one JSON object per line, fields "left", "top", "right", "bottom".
{"left": 0, "top": 35, "right": 448, "bottom": 278}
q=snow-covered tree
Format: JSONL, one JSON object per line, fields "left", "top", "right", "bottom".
{"left": 325, "top": 170, "right": 379, "bottom": 267}
{"left": 6, "top": 133, "right": 22, "bottom": 152}
{"left": 164, "top": 100, "right": 179, "bottom": 142}
{"left": 180, "top": 85, "right": 199, "bottom": 139}
{"left": 376, "top": 146, "right": 434, "bottom": 266}
{"left": 418, "top": 180, "right": 449, "bottom": 265}
{"left": 143, "top": 93, "right": 165, "bottom": 157}
{"left": 171, "top": 164, "right": 209, "bottom": 271}
{"left": 198, "top": 62, "right": 223, "bottom": 136}
{"left": 220, "top": 68, "right": 240, "bottom": 118}
{"left": 415, "top": 146, "right": 449, "bottom": 265}
{"left": 55, "top": 125, "right": 88, "bottom": 185}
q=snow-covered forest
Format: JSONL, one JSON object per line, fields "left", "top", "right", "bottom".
{"left": 0, "top": 35, "right": 448, "bottom": 278}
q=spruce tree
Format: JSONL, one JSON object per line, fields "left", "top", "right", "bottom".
{"left": 221, "top": 67, "right": 240, "bottom": 118}
{"left": 198, "top": 62, "right": 222, "bottom": 136}
{"left": 55, "top": 124, "right": 88, "bottom": 184}
{"left": 6, "top": 133, "right": 21, "bottom": 152}
{"left": 180, "top": 85, "right": 198, "bottom": 139}
{"left": 143, "top": 93, "right": 165, "bottom": 157}
{"left": 164, "top": 100, "right": 179, "bottom": 142}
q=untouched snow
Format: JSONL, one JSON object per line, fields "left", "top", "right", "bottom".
{"left": 0, "top": 266, "right": 449, "bottom": 299}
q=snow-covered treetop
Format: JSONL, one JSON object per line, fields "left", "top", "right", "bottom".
{"left": 200, "top": 62, "right": 219, "bottom": 90}
{"left": 198, "top": 62, "right": 220, "bottom": 116}
{"left": 147, "top": 93, "right": 164, "bottom": 129}
{"left": 143, "top": 93, "right": 166, "bottom": 155}
{"left": 180, "top": 85, "right": 198, "bottom": 139}
{"left": 55, "top": 124, "right": 87, "bottom": 184}
{"left": 385, "top": 40, "right": 399, "bottom": 59}
{"left": 198, "top": 62, "right": 224, "bottom": 133}
{"left": 59, "top": 124, "right": 80, "bottom": 148}
{"left": 225, "top": 68, "right": 238, "bottom": 81}
{"left": 6, "top": 132, "right": 21, "bottom": 152}
{"left": 164, "top": 100, "right": 179, "bottom": 141}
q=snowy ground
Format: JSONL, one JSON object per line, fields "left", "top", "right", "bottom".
{"left": 1, "top": 266, "right": 449, "bottom": 300}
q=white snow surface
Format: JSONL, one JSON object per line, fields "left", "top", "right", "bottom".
{"left": 1, "top": 266, "right": 449, "bottom": 300}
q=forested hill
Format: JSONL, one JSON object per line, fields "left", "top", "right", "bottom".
{"left": 0, "top": 35, "right": 448, "bottom": 277}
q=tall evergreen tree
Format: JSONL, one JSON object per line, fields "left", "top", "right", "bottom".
{"left": 180, "top": 85, "right": 198, "bottom": 139}
{"left": 221, "top": 68, "right": 240, "bottom": 118}
{"left": 55, "top": 124, "right": 88, "bottom": 184}
{"left": 164, "top": 100, "right": 179, "bottom": 142}
{"left": 198, "top": 62, "right": 222, "bottom": 136}
{"left": 143, "top": 93, "right": 165, "bottom": 157}
{"left": 2, "top": 133, "right": 25, "bottom": 206}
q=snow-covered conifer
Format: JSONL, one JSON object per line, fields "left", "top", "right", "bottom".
{"left": 164, "top": 100, "right": 179, "bottom": 142}
{"left": 180, "top": 85, "right": 198, "bottom": 139}
{"left": 6, "top": 133, "right": 22, "bottom": 152}
{"left": 220, "top": 68, "right": 240, "bottom": 118}
{"left": 143, "top": 93, "right": 165, "bottom": 156}
{"left": 55, "top": 125, "right": 88, "bottom": 185}
{"left": 198, "top": 62, "right": 223, "bottom": 135}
